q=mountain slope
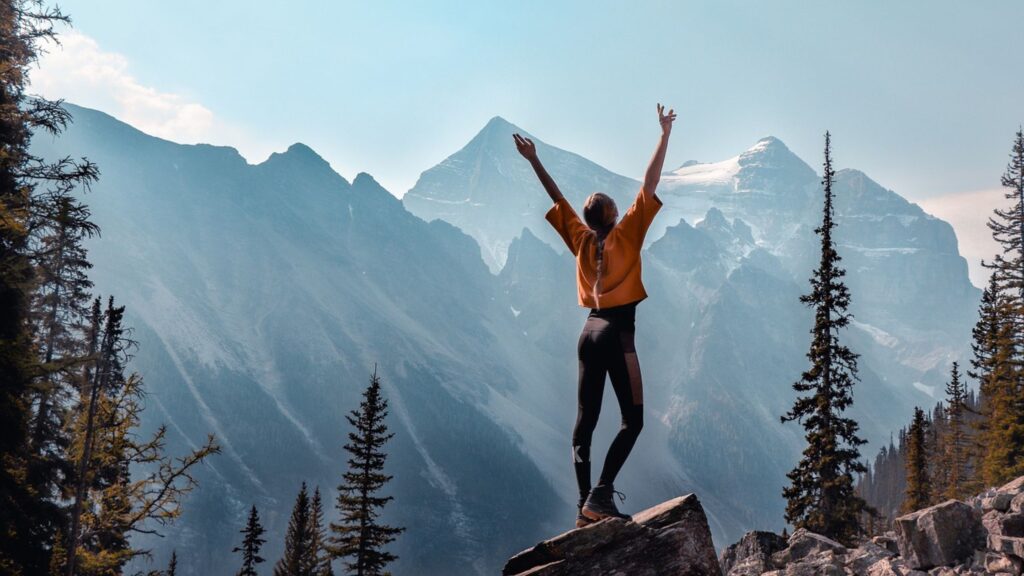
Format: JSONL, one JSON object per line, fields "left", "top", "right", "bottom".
{"left": 35, "top": 105, "right": 981, "bottom": 574}
{"left": 35, "top": 104, "right": 569, "bottom": 576}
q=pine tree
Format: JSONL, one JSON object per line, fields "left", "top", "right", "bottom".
{"left": 903, "top": 407, "right": 930, "bottom": 512}
{"left": 780, "top": 132, "right": 869, "bottom": 545}
{"left": 27, "top": 193, "right": 97, "bottom": 499}
{"left": 942, "top": 363, "right": 969, "bottom": 499}
{"left": 167, "top": 550, "right": 178, "bottom": 576}
{"left": 0, "top": 2, "right": 99, "bottom": 572}
{"left": 969, "top": 274, "right": 1005, "bottom": 489}
{"left": 275, "top": 482, "right": 317, "bottom": 576}
{"left": 328, "top": 365, "right": 404, "bottom": 576}
{"left": 978, "top": 128, "right": 1024, "bottom": 485}
{"left": 234, "top": 505, "right": 267, "bottom": 576}
{"left": 65, "top": 297, "right": 219, "bottom": 575}
{"left": 927, "top": 402, "right": 947, "bottom": 504}
{"left": 311, "top": 487, "right": 335, "bottom": 576}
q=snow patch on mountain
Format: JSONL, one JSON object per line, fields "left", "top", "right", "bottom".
{"left": 665, "top": 155, "right": 741, "bottom": 186}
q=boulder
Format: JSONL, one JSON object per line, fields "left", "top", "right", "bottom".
{"left": 781, "top": 550, "right": 845, "bottom": 576}
{"left": 1012, "top": 493, "right": 1024, "bottom": 515}
{"left": 989, "top": 535, "right": 1024, "bottom": 559}
{"left": 985, "top": 552, "right": 1023, "bottom": 576}
{"left": 999, "top": 476, "right": 1024, "bottom": 497}
{"left": 986, "top": 493, "right": 1016, "bottom": 513}
{"left": 719, "top": 531, "right": 788, "bottom": 575}
{"left": 502, "top": 494, "right": 721, "bottom": 576}
{"left": 872, "top": 534, "right": 900, "bottom": 555}
{"left": 864, "top": 556, "right": 927, "bottom": 576}
{"left": 770, "top": 528, "right": 846, "bottom": 566}
{"left": 984, "top": 510, "right": 1024, "bottom": 538}
{"left": 894, "top": 500, "right": 985, "bottom": 570}
{"left": 845, "top": 541, "right": 897, "bottom": 574}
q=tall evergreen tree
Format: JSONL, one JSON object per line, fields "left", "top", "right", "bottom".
{"left": 942, "top": 362, "right": 969, "bottom": 499}
{"left": 275, "top": 482, "right": 317, "bottom": 576}
{"left": 781, "top": 132, "right": 869, "bottom": 545}
{"left": 0, "top": 2, "right": 98, "bottom": 572}
{"left": 979, "top": 128, "right": 1024, "bottom": 485}
{"left": 903, "top": 407, "right": 930, "bottom": 512}
{"left": 311, "top": 487, "right": 335, "bottom": 576}
{"left": 328, "top": 366, "right": 404, "bottom": 576}
{"left": 234, "top": 505, "right": 267, "bottom": 576}
{"left": 969, "top": 274, "right": 1005, "bottom": 489}
{"left": 25, "top": 194, "right": 96, "bottom": 534}
{"left": 167, "top": 550, "right": 178, "bottom": 576}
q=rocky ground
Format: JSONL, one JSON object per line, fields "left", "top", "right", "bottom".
{"left": 721, "top": 475, "right": 1024, "bottom": 575}
{"left": 502, "top": 475, "right": 1024, "bottom": 575}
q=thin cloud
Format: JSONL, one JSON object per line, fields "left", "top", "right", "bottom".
{"left": 27, "top": 30, "right": 274, "bottom": 163}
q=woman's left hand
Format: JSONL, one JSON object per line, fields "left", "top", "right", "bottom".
{"left": 513, "top": 133, "right": 537, "bottom": 161}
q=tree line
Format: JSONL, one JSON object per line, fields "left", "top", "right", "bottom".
{"left": 782, "top": 127, "right": 1024, "bottom": 544}
{"left": 0, "top": 2, "right": 404, "bottom": 575}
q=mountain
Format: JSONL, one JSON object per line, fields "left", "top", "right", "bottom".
{"left": 405, "top": 122, "right": 980, "bottom": 537}
{"left": 35, "top": 104, "right": 572, "bottom": 576}
{"left": 403, "top": 116, "right": 640, "bottom": 272}
{"left": 34, "top": 105, "right": 980, "bottom": 574}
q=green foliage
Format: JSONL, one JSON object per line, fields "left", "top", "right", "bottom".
{"left": 233, "top": 505, "right": 266, "bottom": 576}
{"left": 0, "top": 1, "right": 99, "bottom": 572}
{"left": 902, "top": 407, "right": 930, "bottom": 513}
{"left": 328, "top": 366, "right": 404, "bottom": 576}
{"left": 941, "top": 363, "right": 970, "bottom": 499}
{"left": 781, "top": 132, "right": 869, "bottom": 545}
{"left": 977, "top": 129, "right": 1024, "bottom": 487}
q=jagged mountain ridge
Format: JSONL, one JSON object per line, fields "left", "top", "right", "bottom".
{"left": 34, "top": 105, "right": 980, "bottom": 575}
{"left": 35, "top": 104, "right": 572, "bottom": 576}
{"left": 410, "top": 117, "right": 979, "bottom": 537}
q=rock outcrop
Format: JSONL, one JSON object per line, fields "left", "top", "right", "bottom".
{"left": 718, "top": 474, "right": 1024, "bottom": 575}
{"left": 720, "top": 531, "right": 788, "bottom": 575}
{"left": 894, "top": 500, "right": 985, "bottom": 569}
{"left": 502, "top": 494, "right": 721, "bottom": 576}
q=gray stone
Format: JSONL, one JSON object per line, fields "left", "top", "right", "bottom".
{"left": 846, "top": 541, "right": 897, "bottom": 574}
{"left": 984, "top": 510, "right": 1024, "bottom": 538}
{"left": 720, "top": 531, "right": 788, "bottom": 575}
{"left": 1012, "top": 493, "right": 1024, "bottom": 515}
{"left": 771, "top": 528, "right": 846, "bottom": 566}
{"left": 999, "top": 476, "right": 1024, "bottom": 497}
{"left": 989, "top": 535, "right": 1024, "bottom": 559}
{"left": 985, "top": 552, "right": 1023, "bottom": 576}
{"left": 872, "top": 535, "right": 900, "bottom": 555}
{"left": 502, "top": 494, "right": 721, "bottom": 576}
{"left": 782, "top": 550, "right": 845, "bottom": 576}
{"left": 894, "top": 500, "right": 986, "bottom": 570}
{"left": 985, "top": 493, "right": 1016, "bottom": 513}
{"left": 865, "top": 557, "right": 928, "bottom": 576}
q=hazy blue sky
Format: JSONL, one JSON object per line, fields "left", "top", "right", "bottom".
{"left": 31, "top": 1, "right": 1024, "bottom": 284}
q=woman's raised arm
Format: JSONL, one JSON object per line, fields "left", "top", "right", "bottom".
{"left": 642, "top": 103, "right": 677, "bottom": 199}
{"left": 514, "top": 133, "right": 564, "bottom": 203}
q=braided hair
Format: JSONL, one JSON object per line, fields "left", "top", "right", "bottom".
{"left": 583, "top": 193, "right": 617, "bottom": 310}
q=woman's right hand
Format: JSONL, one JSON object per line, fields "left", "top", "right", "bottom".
{"left": 658, "top": 103, "right": 677, "bottom": 135}
{"left": 513, "top": 133, "right": 537, "bottom": 161}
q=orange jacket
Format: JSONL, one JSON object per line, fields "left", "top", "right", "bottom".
{"left": 545, "top": 188, "right": 662, "bottom": 309}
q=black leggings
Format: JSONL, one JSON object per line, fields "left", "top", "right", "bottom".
{"left": 572, "top": 303, "right": 644, "bottom": 498}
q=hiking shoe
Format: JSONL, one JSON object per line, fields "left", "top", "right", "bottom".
{"left": 575, "top": 495, "right": 595, "bottom": 528}
{"left": 582, "top": 484, "right": 631, "bottom": 521}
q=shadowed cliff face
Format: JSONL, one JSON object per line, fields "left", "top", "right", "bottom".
{"left": 36, "top": 104, "right": 979, "bottom": 574}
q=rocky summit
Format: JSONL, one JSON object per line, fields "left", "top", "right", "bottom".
{"left": 502, "top": 494, "right": 721, "bottom": 576}
{"left": 718, "top": 474, "right": 1024, "bottom": 575}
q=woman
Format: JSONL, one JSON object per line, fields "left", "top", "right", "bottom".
{"left": 513, "top": 103, "right": 676, "bottom": 527}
